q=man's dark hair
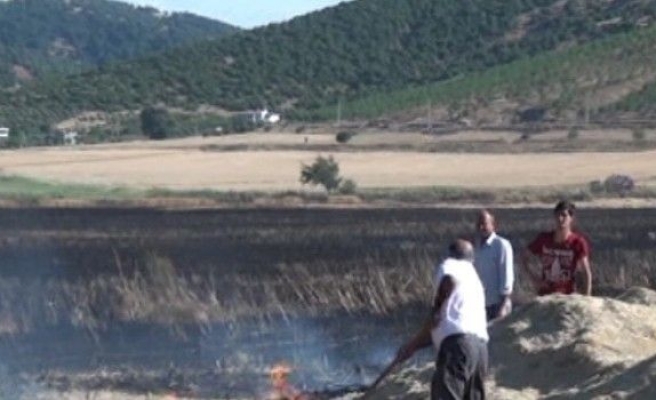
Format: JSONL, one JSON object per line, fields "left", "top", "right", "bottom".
{"left": 554, "top": 200, "right": 576, "bottom": 216}
{"left": 448, "top": 239, "right": 474, "bottom": 262}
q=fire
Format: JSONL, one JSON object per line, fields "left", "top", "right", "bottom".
{"left": 267, "top": 363, "right": 309, "bottom": 400}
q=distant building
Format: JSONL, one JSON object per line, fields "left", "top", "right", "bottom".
{"left": 0, "top": 127, "right": 9, "bottom": 146}
{"left": 248, "top": 108, "right": 281, "bottom": 125}
{"left": 266, "top": 113, "right": 281, "bottom": 124}
{"left": 61, "top": 131, "right": 78, "bottom": 146}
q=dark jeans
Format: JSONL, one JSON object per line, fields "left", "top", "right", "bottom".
{"left": 431, "top": 334, "right": 488, "bottom": 400}
{"left": 485, "top": 301, "right": 512, "bottom": 322}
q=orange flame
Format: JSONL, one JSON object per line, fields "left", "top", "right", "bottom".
{"left": 268, "top": 363, "right": 308, "bottom": 400}
{"left": 270, "top": 363, "right": 293, "bottom": 391}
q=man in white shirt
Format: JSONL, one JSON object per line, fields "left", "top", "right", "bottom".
{"left": 474, "top": 209, "right": 514, "bottom": 321}
{"left": 394, "top": 239, "right": 489, "bottom": 399}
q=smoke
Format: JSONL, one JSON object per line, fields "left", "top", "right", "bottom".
{"left": 0, "top": 364, "right": 43, "bottom": 400}
{"left": 201, "top": 306, "right": 430, "bottom": 396}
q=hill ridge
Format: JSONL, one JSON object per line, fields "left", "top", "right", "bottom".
{"left": 0, "top": 0, "right": 237, "bottom": 87}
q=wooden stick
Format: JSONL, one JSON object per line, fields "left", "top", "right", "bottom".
{"left": 361, "top": 359, "right": 400, "bottom": 398}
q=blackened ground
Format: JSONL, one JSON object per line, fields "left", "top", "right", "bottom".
{"left": 0, "top": 206, "right": 654, "bottom": 398}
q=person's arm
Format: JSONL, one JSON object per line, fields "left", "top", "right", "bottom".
{"left": 433, "top": 275, "right": 455, "bottom": 315}
{"left": 496, "top": 240, "right": 514, "bottom": 318}
{"left": 578, "top": 256, "right": 592, "bottom": 296}
{"left": 520, "top": 247, "right": 542, "bottom": 290}
{"left": 395, "top": 276, "right": 455, "bottom": 363}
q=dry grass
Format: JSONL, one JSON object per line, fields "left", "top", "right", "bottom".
{"left": 84, "top": 129, "right": 656, "bottom": 149}
{"left": 0, "top": 206, "right": 653, "bottom": 335}
{"left": 0, "top": 247, "right": 653, "bottom": 335}
{"left": 0, "top": 253, "right": 434, "bottom": 334}
{"left": 0, "top": 206, "right": 654, "bottom": 399}
{"left": 1, "top": 144, "right": 656, "bottom": 192}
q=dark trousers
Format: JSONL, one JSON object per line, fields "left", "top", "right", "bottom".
{"left": 431, "top": 334, "right": 488, "bottom": 400}
{"left": 485, "top": 304, "right": 501, "bottom": 322}
{"left": 485, "top": 301, "right": 512, "bottom": 322}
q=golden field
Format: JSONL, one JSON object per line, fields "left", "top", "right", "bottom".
{"left": 0, "top": 131, "right": 654, "bottom": 192}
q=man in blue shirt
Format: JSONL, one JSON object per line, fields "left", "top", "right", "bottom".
{"left": 474, "top": 210, "right": 515, "bottom": 321}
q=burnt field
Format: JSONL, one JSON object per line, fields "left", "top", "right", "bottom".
{"left": 0, "top": 206, "right": 654, "bottom": 398}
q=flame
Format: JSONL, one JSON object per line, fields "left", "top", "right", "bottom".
{"left": 268, "top": 362, "right": 307, "bottom": 400}
{"left": 270, "top": 363, "right": 293, "bottom": 391}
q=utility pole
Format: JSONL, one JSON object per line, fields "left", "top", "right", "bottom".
{"left": 428, "top": 99, "right": 433, "bottom": 133}
{"left": 584, "top": 91, "right": 591, "bottom": 127}
{"left": 336, "top": 97, "right": 342, "bottom": 128}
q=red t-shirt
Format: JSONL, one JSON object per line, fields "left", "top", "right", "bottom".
{"left": 527, "top": 231, "right": 590, "bottom": 295}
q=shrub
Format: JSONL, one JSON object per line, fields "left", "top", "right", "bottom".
{"left": 339, "top": 179, "right": 357, "bottom": 194}
{"left": 567, "top": 127, "right": 580, "bottom": 140}
{"left": 632, "top": 128, "right": 646, "bottom": 141}
{"left": 589, "top": 180, "right": 604, "bottom": 194}
{"left": 300, "top": 155, "right": 342, "bottom": 193}
{"left": 336, "top": 131, "right": 357, "bottom": 143}
{"left": 229, "top": 114, "right": 259, "bottom": 133}
{"left": 140, "top": 107, "right": 173, "bottom": 140}
{"left": 604, "top": 174, "right": 635, "bottom": 196}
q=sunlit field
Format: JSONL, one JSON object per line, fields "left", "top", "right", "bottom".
{"left": 1, "top": 131, "right": 655, "bottom": 192}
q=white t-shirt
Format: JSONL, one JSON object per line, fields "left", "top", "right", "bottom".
{"left": 431, "top": 258, "right": 489, "bottom": 351}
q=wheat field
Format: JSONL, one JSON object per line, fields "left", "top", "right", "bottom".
{"left": 0, "top": 132, "right": 654, "bottom": 191}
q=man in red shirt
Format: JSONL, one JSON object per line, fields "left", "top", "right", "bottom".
{"left": 521, "top": 200, "right": 592, "bottom": 296}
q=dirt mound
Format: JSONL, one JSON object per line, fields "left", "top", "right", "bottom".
{"left": 617, "top": 286, "right": 656, "bottom": 306}
{"left": 350, "top": 287, "right": 656, "bottom": 400}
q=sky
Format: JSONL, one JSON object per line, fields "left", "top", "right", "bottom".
{"left": 127, "top": 1, "right": 352, "bottom": 28}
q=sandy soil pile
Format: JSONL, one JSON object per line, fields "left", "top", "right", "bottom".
{"left": 348, "top": 287, "right": 656, "bottom": 399}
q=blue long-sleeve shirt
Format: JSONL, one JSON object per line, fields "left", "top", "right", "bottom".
{"left": 474, "top": 232, "right": 515, "bottom": 307}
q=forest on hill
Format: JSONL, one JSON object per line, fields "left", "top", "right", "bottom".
{"left": 0, "top": 0, "right": 237, "bottom": 87}
{"left": 3, "top": 0, "right": 656, "bottom": 143}
{"left": 294, "top": 24, "right": 656, "bottom": 125}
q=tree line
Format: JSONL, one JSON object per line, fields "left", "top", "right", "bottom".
{"left": 3, "top": 0, "right": 656, "bottom": 140}
{"left": 0, "top": 0, "right": 237, "bottom": 87}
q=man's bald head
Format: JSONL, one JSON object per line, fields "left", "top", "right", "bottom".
{"left": 448, "top": 239, "right": 474, "bottom": 262}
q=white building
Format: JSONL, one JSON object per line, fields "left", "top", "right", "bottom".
{"left": 62, "top": 131, "right": 78, "bottom": 146}
{"left": 0, "top": 127, "right": 9, "bottom": 140}
{"left": 249, "top": 109, "right": 281, "bottom": 125}
{"left": 265, "top": 112, "right": 281, "bottom": 124}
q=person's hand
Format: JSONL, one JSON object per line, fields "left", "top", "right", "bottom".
{"left": 528, "top": 273, "right": 542, "bottom": 291}
{"left": 497, "top": 299, "right": 512, "bottom": 319}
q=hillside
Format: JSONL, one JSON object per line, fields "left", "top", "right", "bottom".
{"left": 0, "top": 0, "right": 237, "bottom": 87}
{"left": 295, "top": 24, "right": 656, "bottom": 126}
{"left": 348, "top": 288, "right": 656, "bottom": 400}
{"left": 3, "top": 0, "right": 656, "bottom": 141}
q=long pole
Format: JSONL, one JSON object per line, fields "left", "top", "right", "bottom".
{"left": 361, "top": 359, "right": 400, "bottom": 398}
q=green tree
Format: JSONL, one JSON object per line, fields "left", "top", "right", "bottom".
{"left": 7, "top": 126, "right": 25, "bottom": 148}
{"left": 140, "top": 107, "right": 173, "bottom": 140}
{"left": 632, "top": 128, "right": 646, "bottom": 141}
{"left": 300, "top": 155, "right": 342, "bottom": 193}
